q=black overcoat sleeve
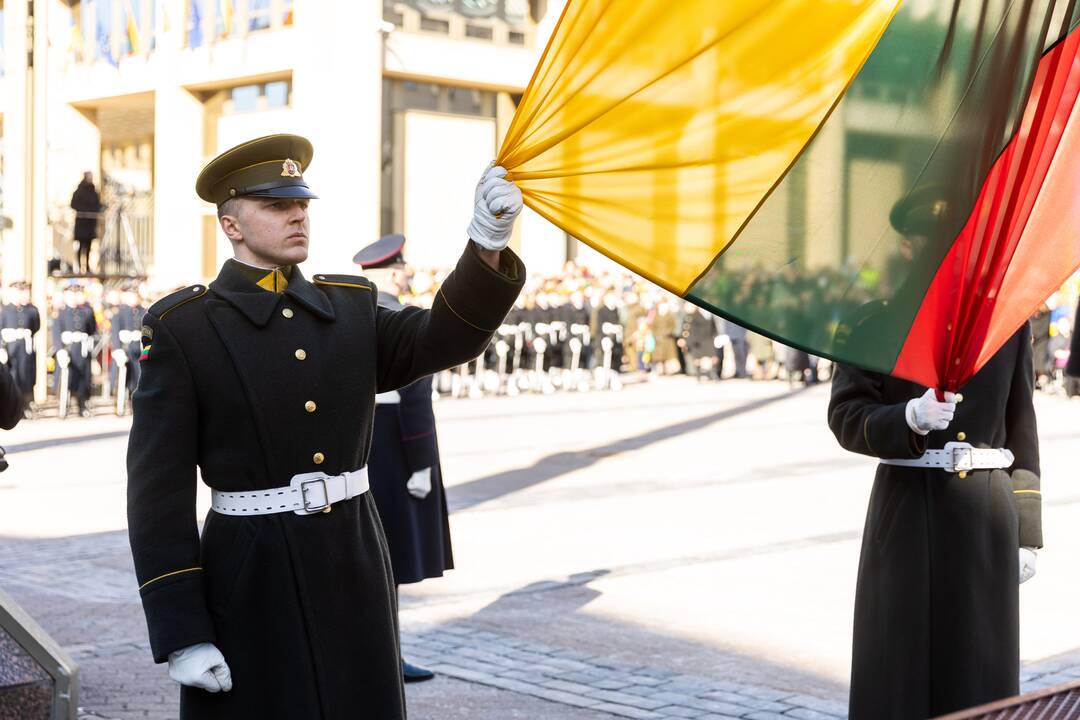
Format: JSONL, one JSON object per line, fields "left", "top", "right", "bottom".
{"left": 398, "top": 377, "right": 437, "bottom": 474}
{"left": 374, "top": 242, "right": 525, "bottom": 392}
{"left": 0, "top": 365, "right": 23, "bottom": 430}
{"left": 29, "top": 307, "right": 41, "bottom": 336}
{"left": 828, "top": 363, "right": 927, "bottom": 460}
{"left": 1004, "top": 322, "right": 1042, "bottom": 548}
{"left": 126, "top": 315, "right": 215, "bottom": 662}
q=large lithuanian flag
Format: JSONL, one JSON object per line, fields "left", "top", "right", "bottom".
{"left": 498, "top": 0, "right": 1080, "bottom": 391}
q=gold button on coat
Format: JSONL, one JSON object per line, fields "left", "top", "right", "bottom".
{"left": 295, "top": 349, "right": 307, "bottom": 360}
{"left": 305, "top": 401, "right": 317, "bottom": 413}
{"left": 313, "top": 452, "right": 325, "bottom": 465}
{"left": 957, "top": 432, "right": 967, "bottom": 441}
{"left": 282, "top": 308, "right": 294, "bottom": 318}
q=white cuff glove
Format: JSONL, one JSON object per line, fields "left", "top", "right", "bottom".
{"left": 167, "top": 642, "right": 233, "bottom": 693}
{"left": 407, "top": 467, "right": 433, "bottom": 500}
{"left": 905, "top": 388, "right": 957, "bottom": 435}
{"left": 467, "top": 164, "right": 523, "bottom": 252}
{"left": 0, "top": 348, "right": 7, "bottom": 365}
{"left": 1019, "top": 546, "right": 1037, "bottom": 584}
{"left": 56, "top": 349, "right": 70, "bottom": 369}
{"left": 111, "top": 349, "right": 128, "bottom": 365}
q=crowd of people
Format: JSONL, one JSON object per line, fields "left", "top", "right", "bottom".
{"left": 1, "top": 262, "right": 1077, "bottom": 416}
{"left": 403, "top": 260, "right": 833, "bottom": 398}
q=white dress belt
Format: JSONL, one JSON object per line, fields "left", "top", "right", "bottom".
{"left": 374, "top": 391, "right": 401, "bottom": 404}
{"left": 1, "top": 328, "right": 33, "bottom": 352}
{"left": 879, "top": 442, "right": 1014, "bottom": 473}
{"left": 211, "top": 467, "right": 369, "bottom": 516}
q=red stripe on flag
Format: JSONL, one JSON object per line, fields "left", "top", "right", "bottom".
{"left": 892, "top": 26, "right": 1080, "bottom": 391}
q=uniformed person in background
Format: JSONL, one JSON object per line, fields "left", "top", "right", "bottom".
{"left": 356, "top": 233, "right": 454, "bottom": 684}
{"left": 110, "top": 284, "right": 146, "bottom": 411}
{"left": 126, "top": 134, "right": 525, "bottom": 720}
{"left": 1068, "top": 296, "right": 1080, "bottom": 378}
{"left": 1, "top": 282, "right": 41, "bottom": 415}
{"left": 828, "top": 187, "right": 1041, "bottom": 719}
{"left": 53, "top": 283, "right": 98, "bottom": 418}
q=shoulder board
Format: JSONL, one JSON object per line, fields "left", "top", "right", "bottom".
{"left": 312, "top": 274, "right": 372, "bottom": 291}
{"left": 147, "top": 284, "right": 209, "bottom": 320}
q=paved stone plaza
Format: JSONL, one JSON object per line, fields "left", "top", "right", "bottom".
{"left": 1, "top": 376, "right": 1078, "bottom": 719}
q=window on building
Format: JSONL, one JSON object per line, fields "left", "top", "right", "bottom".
{"left": 380, "top": 78, "right": 498, "bottom": 236}
{"left": 248, "top": 0, "right": 270, "bottom": 31}
{"left": 224, "top": 79, "right": 293, "bottom": 114}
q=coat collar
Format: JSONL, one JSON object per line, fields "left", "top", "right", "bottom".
{"left": 210, "top": 260, "right": 335, "bottom": 327}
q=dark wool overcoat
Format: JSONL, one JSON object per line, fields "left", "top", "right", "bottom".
{"left": 1, "top": 302, "right": 41, "bottom": 398}
{"left": 0, "top": 361, "right": 22, "bottom": 429}
{"left": 828, "top": 322, "right": 1041, "bottom": 720}
{"left": 127, "top": 244, "right": 524, "bottom": 719}
{"left": 368, "top": 373, "right": 453, "bottom": 586}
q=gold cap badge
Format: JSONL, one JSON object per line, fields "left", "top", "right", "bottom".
{"left": 281, "top": 159, "right": 302, "bottom": 178}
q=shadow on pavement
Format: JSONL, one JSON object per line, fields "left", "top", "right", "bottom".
{"left": 448, "top": 386, "right": 813, "bottom": 512}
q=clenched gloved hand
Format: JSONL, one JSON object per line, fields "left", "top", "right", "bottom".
{"left": 905, "top": 388, "right": 958, "bottom": 435}
{"left": 467, "top": 164, "right": 523, "bottom": 252}
{"left": 1019, "top": 547, "right": 1037, "bottom": 584}
{"left": 56, "top": 349, "right": 70, "bottom": 369}
{"left": 407, "top": 467, "right": 433, "bottom": 500}
{"left": 168, "top": 643, "right": 233, "bottom": 693}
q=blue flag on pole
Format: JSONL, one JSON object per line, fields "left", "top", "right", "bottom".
{"left": 189, "top": 0, "right": 204, "bottom": 48}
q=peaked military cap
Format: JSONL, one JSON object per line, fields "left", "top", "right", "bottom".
{"left": 196, "top": 134, "right": 318, "bottom": 205}
{"left": 353, "top": 234, "right": 406, "bottom": 269}
{"left": 889, "top": 184, "right": 950, "bottom": 238}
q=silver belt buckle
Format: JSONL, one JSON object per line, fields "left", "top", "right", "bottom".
{"left": 945, "top": 442, "right": 974, "bottom": 473}
{"left": 296, "top": 473, "right": 333, "bottom": 514}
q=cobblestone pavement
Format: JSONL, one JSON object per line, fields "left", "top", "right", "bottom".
{"left": 2, "top": 377, "right": 1078, "bottom": 719}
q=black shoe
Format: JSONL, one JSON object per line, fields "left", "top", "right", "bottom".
{"left": 402, "top": 660, "right": 435, "bottom": 683}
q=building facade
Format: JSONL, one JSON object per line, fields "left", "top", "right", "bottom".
{"left": 0, "top": 0, "right": 573, "bottom": 299}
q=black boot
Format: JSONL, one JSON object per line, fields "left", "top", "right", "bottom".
{"left": 402, "top": 660, "right": 434, "bottom": 683}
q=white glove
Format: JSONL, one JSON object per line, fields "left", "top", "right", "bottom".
{"left": 167, "top": 643, "right": 233, "bottom": 693}
{"left": 0, "top": 348, "right": 7, "bottom": 365}
{"left": 407, "top": 467, "right": 433, "bottom": 500}
{"left": 467, "top": 164, "right": 523, "bottom": 251}
{"left": 905, "top": 388, "right": 957, "bottom": 435}
{"left": 1019, "top": 546, "right": 1037, "bottom": 584}
{"left": 111, "top": 348, "right": 128, "bottom": 365}
{"left": 56, "top": 349, "right": 70, "bottom": 369}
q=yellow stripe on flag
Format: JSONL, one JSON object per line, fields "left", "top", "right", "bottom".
{"left": 498, "top": 0, "right": 901, "bottom": 295}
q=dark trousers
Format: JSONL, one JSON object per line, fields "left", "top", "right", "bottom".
{"left": 730, "top": 338, "right": 749, "bottom": 378}
{"left": 75, "top": 239, "right": 94, "bottom": 274}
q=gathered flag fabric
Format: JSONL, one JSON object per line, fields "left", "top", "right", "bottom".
{"left": 499, "top": 0, "right": 1080, "bottom": 390}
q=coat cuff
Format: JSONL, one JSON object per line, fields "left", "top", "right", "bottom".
{"left": 1010, "top": 468, "right": 1043, "bottom": 548}
{"left": 402, "top": 433, "right": 437, "bottom": 473}
{"left": 437, "top": 243, "right": 526, "bottom": 334}
{"left": 866, "top": 403, "right": 927, "bottom": 459}
{"left": 138, "top": 570, "right": 216, "bottom": 663}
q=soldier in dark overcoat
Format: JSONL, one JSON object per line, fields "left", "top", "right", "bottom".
{"left": 1, "top": 282, "right": 41, "bottom": 409}
{"left": 109, "top": 285, "right": 146, "bottom": 400}
{"left": 828, "top": 191, "right": 1042, "bottom": 719}
{"left": 125, "top": 135, "right": 524, "bottom": 720}
{"left": 355, "top": 234, "right": 454, "bottom": 683}
{"left": 53, "top": 284, "right": 98, "bottom": 417}
{"left": 1067, "top": 297, "right": 1080, "bottom": 378}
